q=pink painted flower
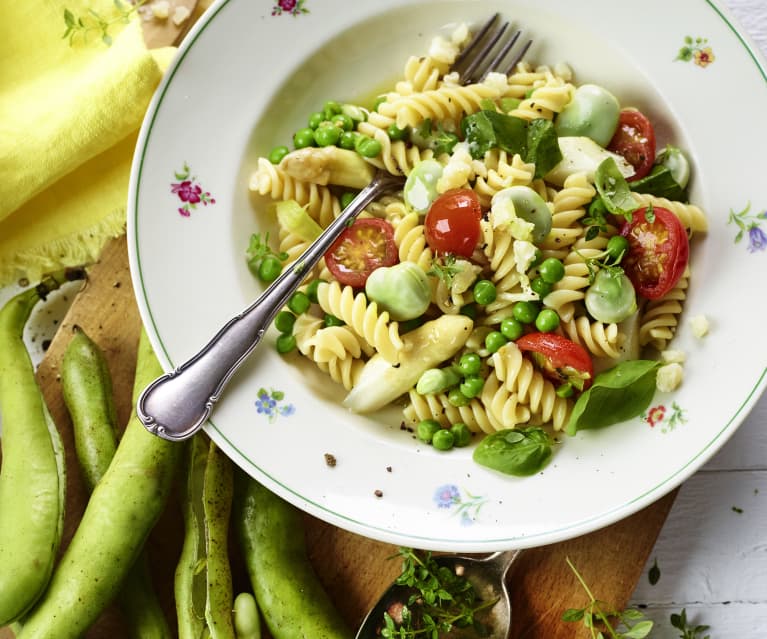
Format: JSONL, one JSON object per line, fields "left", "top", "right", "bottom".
{"left": 278, "top": 0, "right": 296, "bottom": 11}
{"left": 171, "top": 180, "right": 203, "bottom": 204}
{"left": 646, "top": 405, "right": 666, "bottom": 428}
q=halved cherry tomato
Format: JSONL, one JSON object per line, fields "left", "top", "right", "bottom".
{"left": 620, "top": 206, "right": 689, "bottom": 300}
{"left": 607, "top": 109, "right": 656, "bottom": 181}
{"left": 516, "top": 333, "right": 594, "bottom": 391}
{"left": 324, "top": 218, "right": 398, "bottom": 288}
{"left": 424, "top": 188, "right": 482, "bottom": 258}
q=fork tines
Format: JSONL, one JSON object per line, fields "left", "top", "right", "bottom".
{"left": 452, "top": 13, "right": 532, "bottom": 85}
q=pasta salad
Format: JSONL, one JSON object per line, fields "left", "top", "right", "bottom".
{"left": 246, "top": 20, "right": 708, "bottom": 477}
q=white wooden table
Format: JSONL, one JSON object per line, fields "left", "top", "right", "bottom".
{"left": 628, "top": 4, "right": 767, "bottom": 636}
{"left": 1, "top": 1, "right": 765, "bottom": 637}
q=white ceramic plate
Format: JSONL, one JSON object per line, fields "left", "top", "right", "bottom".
{"left": 128, "top": 0, "right": 767, "bottom": 551}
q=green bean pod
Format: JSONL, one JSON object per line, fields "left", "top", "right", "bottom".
{"left": 18, "top": 329, "right": 183, "bottom": 639}
{"left": 233, "top": 592, "right": 261, "bottom": 639}
{"left": 0, "top": 271, "right": 78, "bottom": 625}
{"left": 234, "top": 471, "right": 351, "bottom": 639}
{"left": 175, "top": 435, "right": 235, "bottom": 639}
{"left": 60, "top": 326, "right": 171, "bottom": 639}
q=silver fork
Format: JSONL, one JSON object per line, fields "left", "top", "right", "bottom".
{"left": 137, "top": 15, "right": 532, "bottom": 442}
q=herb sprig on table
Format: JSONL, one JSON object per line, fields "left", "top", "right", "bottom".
{"left": 562, "top": 556, "right": 654, "bottom": 638}
{"left": 381, "top": 548, "right": 497, "bottom": 638}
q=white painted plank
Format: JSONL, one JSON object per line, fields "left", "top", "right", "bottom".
{"left": 625, "top": 603, "right": 767, "bottom": 639}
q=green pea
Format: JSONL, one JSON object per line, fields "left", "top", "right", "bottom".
{"left": 432, "top": 429, "right": 455, "bottom": 451}
{"left": 323, "top": 100, "right": 342, "bottom": 119}
{"left": 305, "top": 279, "right": 323, "bottom": 304}
{"left": 331, "top": 113, "right": 354, "bottom": 131}
{"left": 338, "top": 131, "right": 358, "bottom": 150}
{"left": 307, "top": 111, "right": 324, "bottom": 129}
{"left": 484, "top": 331, "right": 508, "bottom": 354}
{"left": 512, "top": 301, "right": 539, "bottom": 324}
{"left": 530, "top": 276, "right": 553, "bottom": 298}
{"left": 274, "top": 310, "right": 296, "bottom": 334}
{"left": 373, "top": 95, "right": 387, "bottom": 112}
{"left": 460, "top": 375, "right": 484, "bottom": 399}
{"left": 276, "top": 333, "right": 296, "bottom": 354}
{"left": 535, "top": 308, "right": 560, "bottom": 332}
{"left": 500, "top": 317, "right": 524, "bottom": 341}
{"left": 606, "top": 235, "right": 629, "bottom": 261}
{"left": 288, "top": 291, "right": 311, "bottom": 315}
{"left": 450, "top": 422, "right": 472, "bottom": 447}
{"left": 268, "top": 145, "right": 290, "bottom": 165}
{"left": 313, "top": 125, "right": 341, "bottom": 147}
{"left": 530, "top": 248, "right": 544, "bottom": 268}
{"left": 324, "top": 313, "right": 344, "bottom": 327}
{"left": 539, "top": 258, "right": 565, "bottom": 284}
{"left": 457, "top": 352, "right": 481, "bottom": 377}
{"left": 459, "top": 303, "right": 478, "bottom": 320}
{"left": 293, "top": 127, "right": 316, "bottom": 149}
{"left": 387, "top": 123, "right": 408, "bottom": 141}
{"left": 355, "top": 135, "right": 382, "bottom": 158}
{"left": 473, "top": 279, "right": 497, "bottom": 305}
{"left": 416, "top": 419, "right": 441, "bottom": 444}
{"left": 258, "top": 256, "right": 283, "bottom": 283}
{"left": 447, "top": 387, "right": 470, "bottom": 407}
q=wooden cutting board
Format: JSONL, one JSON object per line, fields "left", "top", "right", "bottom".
{"left": 1, "top": 235, "right": 677, "bottom": 638}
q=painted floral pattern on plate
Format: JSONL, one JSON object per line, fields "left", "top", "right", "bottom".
{"left": 171, "top": 163, "right": 216, "bottom": 217}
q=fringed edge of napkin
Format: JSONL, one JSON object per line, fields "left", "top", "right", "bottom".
{"left": 0, "top": 208, "right": 126, "bottom": 286}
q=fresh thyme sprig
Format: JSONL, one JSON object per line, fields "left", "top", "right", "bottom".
{"left": 381, "top": 548, "right": 497, "bottom": 638}
{"left": 63, "top": 0, "right": 148, "bottom": 47}
{"left": 427, "top": 254, "right": 463, "bottom": 289}
{"left": 562, "top": 556, "right": 654, "bottom": 639}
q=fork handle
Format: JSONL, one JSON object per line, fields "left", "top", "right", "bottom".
{"left": 137, "top": 170, "right": 403, "bottom": 441}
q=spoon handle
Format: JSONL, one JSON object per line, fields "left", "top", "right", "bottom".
{"left": 136, "top": 170, "right": 404, "bottom": 441}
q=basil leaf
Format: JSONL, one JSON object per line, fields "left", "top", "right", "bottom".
{"left": 472, "top": 427, "right": 552, "bottom": 476}
{"left": 526, "top": 119, "right": 562, "bottom": 178}
{"left": 594, "top": 157, "right": 639, "bottom": 221}
{"left": 461, "top": 111, "right": 527, "bottom": 160}
{"left": 565, "top": 360, "right": 661, "bottom": 435}
{"left": 630, "top": 165, "right": 688, "bottom": 202}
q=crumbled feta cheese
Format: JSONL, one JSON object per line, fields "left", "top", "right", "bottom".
{"left": 656, "top": 363, "right": 684, "bottom": 393}
{"left": 450, "top": 23, "right": 470, "bottom": 46}
{"left": 436, "top": 144, "right": 473, "bottom": 192}
{"left": 429, "top": 35, "right": 459, "bottom": 64}
{"left": 513, "top": 240, "right": 537, "bottom": 274}
{"left": 483, "top": 72, "right": 509, "bottom": 93}
{"left": 172, "top": 5, "right": 191, "bottom": 26}
{"left": 151, "top": 0, "right": 170, "bottom": 19}
{"left": 442, "top": 71, "right": 461, "bottom": 86}
{"left": 690, "top": 314, "right": 710, "bottom": 338}
{"left": 660, "top": 349, "right": 686, "bottom": 364}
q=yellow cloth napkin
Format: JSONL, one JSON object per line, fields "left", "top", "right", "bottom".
{"left": 0, "top": 0, "right": 173, "bottom": 286}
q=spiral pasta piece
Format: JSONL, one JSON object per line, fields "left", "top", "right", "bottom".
{"left": 249, "top": 158, "right": 339, "bottom": 228}
{"left": 502, "top": 63, "right": 552, "bottom": 98}
{"left": 631, "top": 193, "right": 708, "bottom": 234}
{"left": 292, "top": 315, "right": 366, "bottom": 390}
{"left": 394, "top": 55, "right": 446, "bottom": 94}
{"left": 559, "top": 316, "right": 625, "bottom": 359}
{"left": 403, "top": 389, "right": 502, "bottom": 434}
{"left": 479, "top": 372, "right": 532, "bottom": 430}
{"left": 357, "top": 120, "right": 436, "bottom": 176}
{"left": 316, "top": 281, "right": 404, "bottom": 364}
{"left": 393, "top": 212, "right": 433, "bottom": 271}
{"left": 378, "top": 82, "right": 502, "bottom": 129}
{"left": 491, "top": 342, "right": 572, "bottom": 430}
{"left": 638, "top": 266, "right": 690, "bottom": 351}
{"left": 508, "top": 76, "right": 574, "bottom": 121}
{"left": 539, "top": 172, "right": 594, "bottom": 253}
{"left": 472, "top": 151, "right": 536, "bottom": 207}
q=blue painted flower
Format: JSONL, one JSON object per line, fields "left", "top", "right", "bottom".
{"left": 433, "top": 484, "right": 460, "bottom": 509}
{"left": 278, "top": 404, "right": 296, "bottom": 417}
{"left": 255, "top": 390, "right": 277, "bottom": 416}
{"left": 748, "top": 225, "right": 767, "bottom": 253}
